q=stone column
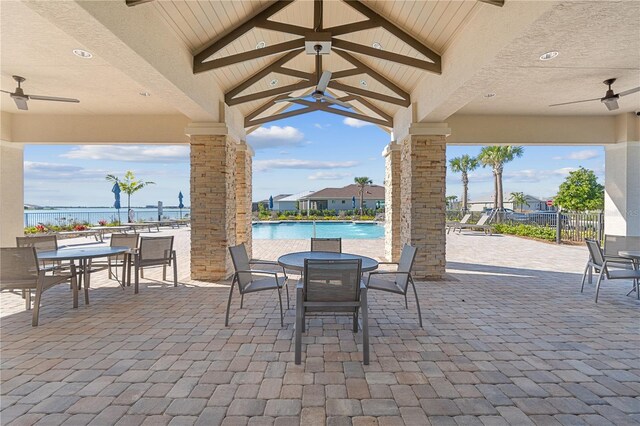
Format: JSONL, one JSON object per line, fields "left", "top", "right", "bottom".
{"left": 605, "top": 141, "right": 640, "bottom": 236}
{"left": 0, "top": 141, "right": 24, "bottom": 247}
{"left": 236, "top": 141, "right": 254, "bottom": 257}
{"left": 399, "top": 124, "right": 450, "bottom": 280}
{"left": 187, "top": 123, "right": 237, "bottom": 281}
{"left": 383, "top": 141, "right": 401, "bottom": 262}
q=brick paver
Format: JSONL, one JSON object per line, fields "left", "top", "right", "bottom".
{"left": 1, "top": 229, "right": 639, "bottom": 425}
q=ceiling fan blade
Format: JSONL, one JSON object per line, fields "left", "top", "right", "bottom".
{"left": 274, "top": 97, "right": 308, "bottom": 104}
{"left": 549, "top": 98, "right": 600, "bottom": 107}
{"left": 316, "top": 71, "right": 332, "bottom": 92}
{"left": 28, "top": 94, "right": 79, "bottom": 103}
{"left": 319, "top": 95, "right": 353, "bottom": 109}
{"left": 12, "top": 97, "right": 28, "bottom": 110}
{"left": 618, "top": 86, "right": 640, "bottom": 97}
{"left": 603, "top": 98, "right": 619, "bottom": 111}
{"left": 0, "top": 89, "right": 11, "bottom": 94}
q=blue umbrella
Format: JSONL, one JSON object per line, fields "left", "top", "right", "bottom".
{"left": 112, "top": 183, "right": 121, "bottom": 223}
{"left": 178, "top": 191, "right": 184, "bottom": 219}
{"left": 269, "top": 195, "right": 274, "bottom": 210}
{"left": 352, "top": 196, "right": 356, "bottom": 209}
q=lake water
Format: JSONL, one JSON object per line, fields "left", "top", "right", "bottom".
{"left": 252, "top": 222, "right": 384, "bottom": 239}
{"left": 24, "top": 208, "right": 190, "bottom": 227}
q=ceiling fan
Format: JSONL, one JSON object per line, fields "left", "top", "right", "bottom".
{"left": 1, "top": 75, "right": 79, "bottom": 111}
{"left": 275, "top": 45, "right": 353, "bottom": 109}
{"left": 549, "top": 78, "right": 640, "bottom": 111}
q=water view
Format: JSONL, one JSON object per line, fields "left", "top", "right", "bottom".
{"left": 252, "top": 221, "right": 384, "bottom": 239}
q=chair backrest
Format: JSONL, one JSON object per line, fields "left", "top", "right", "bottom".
{"left": 139, "top": 236, "right": 174, "bottom": 264}
{"left": 604, "top": 235, "right": 640, "bottom": 256}
{"left": 311, "top": 238, "right": 342, "bottom": 253}
{"left": 395, "top": 244, "right": 418, "bottom": 292}
{"left": 585, "top": 239, "right": 605, "bottom": 267}
{"left": 476, "top": 214, "right": 490, "bottom": 226}
{"left": 16, "top": 235, "right": 58, "bottom": 252}
{"left": 303, "top": 259, "right": 361, "bottom": 312}
{"left": 228, "top": 243, "right": 253, "bottom": 290}
{"left": 0, "top": 247, "right": 39, "bottom": 289}
{"left": 111, "top": 233, "right": 139, "bottom": 250}
{"left": 460, "top": 214, "right": 471, "bottom": 224}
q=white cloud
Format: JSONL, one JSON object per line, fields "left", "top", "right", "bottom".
{"left": 314, "top": 123, "right": 330, "bottom": 129}
{"left": 247, "top": 125, "right": 305, "bottom": 149}
{"left": 308, "top": 172, "right": 352, "bottom": 180}
{"left": 343, "top": 117, "right": 373, "bottom": 128}
{"left": 24, "top": 161, "right": 107, "bottom": 181}
{"left": 551, "top": 167, "right": 577, "bottom": 177}
{"left": 61, "top": 145, "right": 189, "bottom": 163}
{"left": 254, "top": 159, "right": 358, "bottom": 172}
{"left": 552, "top": 150, "right": 599, "bottom": 161}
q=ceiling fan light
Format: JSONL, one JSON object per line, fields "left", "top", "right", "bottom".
{"left": 360, "top": 80, "right": 368, "bottom": 87}
{"left": 256, "top": 41, "right": 266, "bottom": 49}
{"left": 372, "top": 42, "right": 382, "bottom": 50}
{"left": 72, "top": 49, "right": 93, "bottom": 59}
{"left": 139, "top": 91, "right": 151, "bottom": 97}
{"left": 539, "top": 51, "right": 559, "bottom": 61}
{"left": 269, "top": 79, "right": 278, "bottom": 87}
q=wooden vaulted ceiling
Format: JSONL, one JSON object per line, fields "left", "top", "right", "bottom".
{"left": 132, "top": 0, "right": 504, "bottom": 128}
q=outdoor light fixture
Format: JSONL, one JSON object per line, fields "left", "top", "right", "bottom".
{"left": 72, "top": 49, "right": 93, "bottom": 59}
{"left": 372, "top": 42, "right": 382, "bottom": 50}
{"left": 269, "top": 79, "right": 278, "bottom": 87}
{"left": 139, "top": 91, "right": 151, "bottom": 97}
{"left": 256, "top": 41, "right": 266, "bottom": 49}
{"left": 539, "top": 51, "right": 559, "bottom": 61}
{"left": 360, "top": 80, "right": 368, "bottom": 87}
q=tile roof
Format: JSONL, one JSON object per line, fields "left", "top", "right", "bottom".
{"left": 303, "top": 184, "right": 385, "bottom": 200}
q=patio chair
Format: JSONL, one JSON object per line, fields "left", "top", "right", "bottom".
{"left": 366, "top": 244, "right": 422, "bottom": 328}
{"left": 226, "top": 243, "right": 288, "bottom": 327}
{"left": 446, "top": 214, "right": 471, "bottom": 234}
{"left": 582, "top": 239, "right": 640, "bottom": 302}
{"left": 17, "top": 235, "right": 67, "bottom": 272}
{"left": 456, "top": 213, "right": 494, "bottom": 234}
{"left": 1, "top": 247, "right": 78, "bottom": 326}
{"left": 311, "top": 237, "right": 342, "bottom": 253}
{"left": 89, "top": 233, "right": 139, "bottom": 286}
{"left": 134, "top": 236, "right": 177, "bottom": 293}
{"left": 295, "top": 259, "right": 369, "bottom": 365}
{"left": 603, "top": 235, "right": 640, "bottom": 269}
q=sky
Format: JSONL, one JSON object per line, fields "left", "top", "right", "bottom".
{"left": 23, "top": 112, "right": 604, "bottom": 207}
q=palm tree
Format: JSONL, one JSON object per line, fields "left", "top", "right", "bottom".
{"left": 449, "top": 155, "right": 479, "bottom": 213}
{"left": 106, "top": 171, "right": 155, "bottom": 212}
{"left": 354, "top": 177, "right": 373, "bottom": 215}
{"left": 478, "top": 146, "right": 524, "bottom": 209}
{"left": 509, "top": 192, "right": 527, "bottom": 212}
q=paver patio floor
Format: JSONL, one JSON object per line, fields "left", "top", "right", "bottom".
{"left": 1, "top": 229, "right": 639, "bottom": 426}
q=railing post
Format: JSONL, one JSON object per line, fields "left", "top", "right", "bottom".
{"left": 556, "top": 210, "right": 562, "bottom": 244}
{"left": 598, "top": 211, "right": 604, "bottom": 242}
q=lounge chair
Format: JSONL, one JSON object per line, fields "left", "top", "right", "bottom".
{"left": 310, "top": 237, "right": 342, "bottom": 253}
{"left": 295, "top": 258, "right": 369, "bottom": 364}
{"left": 1, "top": 247, "right": 78, "bottom": 325}
{"left": 446, "top": 213, "right": 471, "bottom": 234}
{"left": 582, "top": 239, "right": 640, "bottom": 302}
{"left": 134, "top": 236, "right": 177, "bottom": 293}
{"left": 456, "top": 213, "right": 494, "bottom": 234}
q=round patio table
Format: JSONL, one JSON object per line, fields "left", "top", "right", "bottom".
{"left": 278, "top": 251, "right": 379, "bottom": 272}
{"left": 618, "top": 250, "right": 640, "bottom": 298}
{"left": 38, "top": 246, "right": 131, "bottom": 304}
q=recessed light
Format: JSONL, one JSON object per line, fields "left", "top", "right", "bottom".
{"left": 360, "top": 80, "right": 368, "bottom": 87}
{"left": 72, "top": 49, "right": 93, "bottom": 59}
{"left": 372, "top": 42, "right": 382, "bottom": 50}
{"left": 484, "top": 93, "right": 496, "bottom": 98}
{"left": 139, "top": 91, "right": 151, "bottom": 97}
{"left": 269, "top": 79, "right": 278, "bottom": 87}
{"left": 256, "top": 41, "right": 266, "bottom": 49}
{"left": 539, "top": 51, "right": 559, "bottom": 61}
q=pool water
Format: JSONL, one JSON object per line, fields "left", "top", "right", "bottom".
{"left": 252, "top": 221, "right": 384, "bottom": 239}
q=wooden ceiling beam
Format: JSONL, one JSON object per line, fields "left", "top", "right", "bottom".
{"left": 314, "top": 0, "right": 323, "bottom": 32}
{"left": 226, "top": 49, "right": 303, "bottom": 101}
{"left": 342, "top": 0, "right": 441, "bottom": 66}
{"left": 256, "top": 21, "right": 310, "bottom": 36}
{"left": 288, "top": 99, "right": 391, "bottom": 127}
{"left": 332, "top": 39, "right": 441, "bottom": 74}
{"left": 349, "top": 95, "right": 393, "bottom": 122}
{"left": 195, "top": 39, "right": 304, "bottom": 73}
{"left": 331, "top": 69, "right": 362, "bottom": 79}
{"left": 278, "top": 68, "right": 315, "bottom": 80}
{"left": 246, "top": 94, "right": 291, "bottom": 121}
{"left": 328, "top": 81, "right": 409, "bottom": 107}
{"left": 477, "top": 0, "right": 504, "bottom": 6}
{"left": 324, "top": 20, "right": 378, "bottom": 36}
{"left": 194, "top": 0, "right": 294, "bottom": 66}
{"left": 125, "top": 0, "right": 154, "bottom": 6}
{"left": 228, "top": 80, "right": 315, "bottom": 106}
{"left": 245, "top": 104, "right": 322, "bottom": 127}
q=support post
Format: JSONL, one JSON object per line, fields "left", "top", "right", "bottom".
{"left": 604, "top": 138, "right": 640, "bottom": 237}
{"left": 0, "top": 140, "right": 25, "bottom": 246}
{"left": 236, "top": 141, "right": 254, "bottom": 257}
{"left": 383, "top": 141, "right": 401, "bottom": 262}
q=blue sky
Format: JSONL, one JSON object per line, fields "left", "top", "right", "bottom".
{"left": 23, "top": 112, "right": 604, "bottom": 207}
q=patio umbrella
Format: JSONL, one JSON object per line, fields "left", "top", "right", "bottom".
{"left": 112, "top": 183, "right": 121, "bottom": 223}
{"left": 269, "top": 195, "right": 274, "bottom": 210}
{"left": 178, "top": 191, "right": 184, "bottom": 219}
{"left": 352, "top": 196, "right": 356, "bottom": 209}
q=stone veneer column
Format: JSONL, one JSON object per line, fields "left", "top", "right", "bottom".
{"left": 0, "top": 141, "right": 24, "bottom": 247}
{"left": 383, "top": 141, "right": 401, "bottom": 262}
{"left": 399, "top": 124, "right": 450, "bottom": 280}
{"left": 187, "top": 124, "right": 237, "bottom": 281}
{"left": 236, "top": 141, "right": 254, "bottom": 256}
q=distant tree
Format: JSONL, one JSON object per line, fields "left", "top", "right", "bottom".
{"left": 445, "top": 195, "right": 459, "bottom": 210}
{"left": 354, "top": 177, "right": 373, "bottom": 215}
{"left": 106, "top": 171, "right": 155, "bottom": 212}
{"left": 509, "top": 192, "right": 527, "bottom": 212}
{"left": 478, "top": 146, "right": 524, "bottom": 209}
{"left": 449, "top": 155, "right": 479, "bottom": 212}
{"left": 554, "top": 167, "right": 604, "bottom": 211}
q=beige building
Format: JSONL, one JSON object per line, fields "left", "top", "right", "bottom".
{"left": 300, "top": 184, "right": 385, "bottom": 211}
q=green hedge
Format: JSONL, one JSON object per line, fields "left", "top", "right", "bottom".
{"left": 493, "top": 223, "right": 556, "bottom": 242}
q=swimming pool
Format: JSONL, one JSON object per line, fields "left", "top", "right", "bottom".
{"left": 252, "top": 221, "right": 384, "bottom": 239}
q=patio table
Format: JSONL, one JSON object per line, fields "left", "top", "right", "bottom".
{"left": 278, "top": 251, "right": 379, "bottom": 273}
{"left": 618, "top": 250, "right": 640, "bottom": 298}
{"left": 37, "top": 246, "right": 131, "bottom": 304}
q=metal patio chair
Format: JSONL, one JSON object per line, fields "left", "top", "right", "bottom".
{"left": 366, "top": 244, "right": 422, "bottom": 327}
{"left": 1, "top": 247, "right": 78, "bottom": 326}
{"left": 311, "top": 237, "right": 342, "bottom": 253}
{"left": 226, "top": 243, "right": 288, "bottom": 327}
{"left": 603, "top": 235, "right": 640, "bottom": 269}
{"left": 295, "top": 259, "right": 369, "bottom": 365}
{"left": 90, "top": 233, "right": 139, "bottom": 287}
{"left": 582, "top": 239, "right": 640, "bottom": 302}
{"left": 134, "top": 236, "right": 177, "bottom": 293}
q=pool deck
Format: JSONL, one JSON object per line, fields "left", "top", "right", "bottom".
{"left": 1, "top": 228, "right": 639, "bottom": 425}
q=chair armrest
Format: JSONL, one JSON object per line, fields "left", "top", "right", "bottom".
{"left": 377, "top": 262, "right": 399, "bottom": 265}
{"left": 236, "top": 269, "right": 279, "bottom": 279}
{"left": 250, "top": 259, "right": 279, "bottom": 265}
{"left": 368, "top": 271, "right": 408, "bottom": 276}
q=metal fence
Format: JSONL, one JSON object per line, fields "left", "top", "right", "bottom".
{"left": 447, "top": 210, "right": 604, "bottom": 244}
{"left": 24, "top": 209, "right": 191, "bottom": 227}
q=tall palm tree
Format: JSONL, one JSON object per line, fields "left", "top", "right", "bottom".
{"left": 449, "top": 155, "right": 479, "bottom": 213}
{"left": 106, "top": 171, "right": 155, "bottom": 212}
{"left": 478, "top": 146, "right": 524, "bottom": 209}
{"left": 354, "top": 177, "right": 373, "bottom": 215}
{"left": 509, "top": 192, "right": 527, "bottom": 212}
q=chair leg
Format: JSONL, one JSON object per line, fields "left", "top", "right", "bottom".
{"left": 140, "top": 268, "right": 144, "bottom": 278}
{"left": 410, "top": 277, "right": 423, "bottom": 328}
{"left": 225, "top": 279, "right": 236, "bottom": 327}
{"left": 240, "top": 294, "right": 244, "bottom": 309}
{"left": 83, "top": 260, "right": 90, "bottom": 305}
{"left": 353, "top": 310, "right": 359, "bottom": 333}
{"left": 25, "top": 290, "right": 31, "bottom": 310}
{"left": 361, "top": 289, "right": 369, "bottom": 365}
{"left": 32, "top": 279, "right": 44, "bottom": 327}
{"left": 163, "top": 263, "right": 167, "bottom": 281}
{"left": 594, "top": 269, "right": 605, "bottom": 303}
{"left": 588, "top": 266, "right": 593, "bottom": 284}
{"left": 404, "top": 292, "right": 408, "bottom": 309}
{"left": 134, "top": 258, "right": 140, "bottom": 295}
{"left": 284, "top": 282, "right": 290, "bottom": 309}
{"left": 277, "top": 289, "right": 284, "bottom": 327}
{"left": 295, "top": 286, "right": 303, "bottom": 364}
{"left": 580, "top": 264, "right": 590, "bottom": 293}
{"left": 173, "top": 252, "right": 178, "bottom": 287}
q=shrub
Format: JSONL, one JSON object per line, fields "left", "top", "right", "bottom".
{"left": 493, "top": 223, "right": 555, "bottom": 242}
